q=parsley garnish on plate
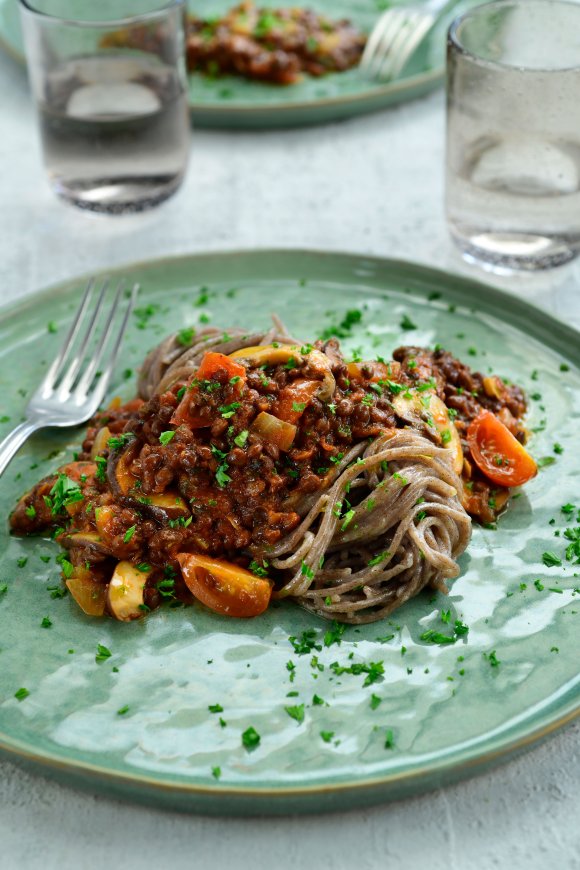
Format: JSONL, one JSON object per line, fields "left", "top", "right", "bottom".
{"left": 241, "top": 726, "right": 261, "bottom": 751}
{"left": 95, "top": 644, "right": 112, "bottom": 663}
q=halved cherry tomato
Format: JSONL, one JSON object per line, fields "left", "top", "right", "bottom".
{"left": 176, "top": 553, "right": 272, "bottom": 618}
{"left": 273, "top": 379, "right": 319, "bottom": 424}
{"left": 171, "top": 352, "right": 246, "bottom": 428}
{"left": 466, "top": 410, "right": 537, "bottom": 487}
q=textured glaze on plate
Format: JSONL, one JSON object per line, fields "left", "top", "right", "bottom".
{"left": 0, "top": 251, "right": 579, "bottom": 815}
{"left": 0, "top": 0, "right": 445, "bottom": 127}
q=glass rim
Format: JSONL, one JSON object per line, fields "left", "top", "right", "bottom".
{"left": 18, "top": 0, "right": 184, "bottom": 29}
{"left": 448, "top": 0, "right": 580, "bottom": 74}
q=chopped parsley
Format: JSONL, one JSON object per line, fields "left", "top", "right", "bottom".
{"left": 123, "top": 525, "right": 136, "bottom": 544}
{"left": 484, "top": 650, "right": 501, "bottom": 668}
{"left": 542, "top": 551, "right": 562, "bottom": 568}
{"left": 47, "top": 474, "right": 84, "bottom": 515}
{"left": 320, "top": 730, "right": 335, "bottom": 743}
{"left": 284, "top": 704, "right": 305, "bottom": 724}
{"left": 14, "top": 687, "right": 29, "bottom": 701}
{"left": 107, "top": 433, "right": 133, "bottom": 451}
{"left": 95, "top": 643, "right": 112, "bottom": 663}
{"left": 95, "top": 456, "right": 107, "bottom": 483}
{"left": 368, "top": 550, "right": 390, "bottom": 567}
{"left": 219, "top": 402, "right": 241, "bottom": 419}
{"left": 177, "top": 327, "right": 196, "bottom": 346}
{"left": 234, "top": 429, "right": 249, "bottom": 448}
{"left": 323, "top": 621, "right": 346, "bottom": 648}
{"left": 329, "top": 659, "right": 384, "bottom": 686}
{"left": 289, "top": 629, "right": 321, "bottom": 655}
{"left": 241, "top": 726, "right": 261, "bottom": 751}
{"left": 159, "top": 431, "right": 175, "bottom": 446}
{"left": 384, "top": 729, "right": 395, "bottom": 749}
{"left": 400, "top": 314, "right": 417, "bottom": 331}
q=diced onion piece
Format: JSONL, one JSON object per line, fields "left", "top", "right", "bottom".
{"left": 91, "top": 426, "right": 112, "bottom": 459}
{"left": 176, "top": 553, "right": 272, "bottom": 618}
{"left": 482, "top": 376, "right": 504, "bottom": 400}
{"left": 66, "top": 571, "right": 107, "bottom": 617}
{"left": 251, "top": 411, "right": 297, "bottom": 451}
{"left": 107, "top": 561, "right": 150, "bottom": 621}
{"left": 95, "top": 505, "right": 115, "bottom": 540}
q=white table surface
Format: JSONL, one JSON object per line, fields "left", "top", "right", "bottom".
{"left": 1, "top": 47, "right": 579, "bottom": 870}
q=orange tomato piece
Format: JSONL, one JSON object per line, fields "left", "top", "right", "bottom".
{"left": 176, "top": 553, "right": 272, "bottom": 618}
{"left": 273, "top": 379, "right": 319, "bottom": 424}
{"left": 171, "top": 352, "right": 246, "bottom": 428}
{"left": 466, "top": 410, "right": 537, "bottom": 487}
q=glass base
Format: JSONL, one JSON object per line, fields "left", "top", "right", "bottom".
{"left": 450, "top": 227, "right": 579, "bottom": 273}
{"left": 51, "top": 174, "right": 184, "bottom": 215}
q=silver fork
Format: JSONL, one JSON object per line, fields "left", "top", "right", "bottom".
{"left": 0, "top": 277, "right": 139, "bottom": 478}
{"left": 360, "top": 0, "right": 460, "bottom": 82}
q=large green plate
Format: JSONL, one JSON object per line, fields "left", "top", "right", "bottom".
{"left": 0, "top": 0, "right": 448, "bottom": 128}
{"left": 0, "top": 250, "right": 579, "bottom": 816}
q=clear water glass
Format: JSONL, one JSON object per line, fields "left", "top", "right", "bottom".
{"left": 20, "top": 0, "right": 191, "bottom": 214}
{"left": 446, "top": 0, "right": 580, "bottom": 271}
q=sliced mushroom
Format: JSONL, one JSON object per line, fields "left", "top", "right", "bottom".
{"left": 145, "top": 492, "right": 190, "bottom": 521}
{"left": 229, "top": 344, "right": 335, "bottom": 402}
{"left": 62, "top": 531, "right": 115, "bottom": 558}
{"left": 107, "top": 442, "right": 139, "bottom": 497}
{"left": 107, "top": 560, "right": 150, "bottom": 621}
{"left": 393, "top": 391, "right": 463, "bottom": 474}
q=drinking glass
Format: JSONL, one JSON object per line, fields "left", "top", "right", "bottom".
{"left": 20, "top": 0, "right": 191, "bottom": 214}
{"left": 445, "top": 0, "right": 580, "bottom": 271}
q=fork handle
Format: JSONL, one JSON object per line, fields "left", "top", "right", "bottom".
{"left": 0, "top": 420, "right": 44, "bottom": 479}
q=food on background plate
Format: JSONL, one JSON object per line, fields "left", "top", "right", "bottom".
{"left": 102, "top": 2, "right": 366, "bottom": 86}
{"left": 10, "top": 315, "right": 537, "bottom": 625}
{"left": 186, "top": 2, "right": 367, "bottom": 85}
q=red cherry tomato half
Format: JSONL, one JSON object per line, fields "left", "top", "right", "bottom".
{"left": 466, "top": 410, "right": 537, "bottom": 487}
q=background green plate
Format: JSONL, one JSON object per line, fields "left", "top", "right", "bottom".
{"left": 0, "top": 250, "right": 579, "bottom": 816}
{"left": 0, "top": 0, "right": 449, "bottom": 128}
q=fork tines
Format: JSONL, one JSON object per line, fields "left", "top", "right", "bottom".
{"left": 39, "top": 277, "right": 138, "bottom": 405}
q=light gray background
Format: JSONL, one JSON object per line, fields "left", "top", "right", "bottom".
{"left": 1, "top": 46, "right": 579, "bottom": 870}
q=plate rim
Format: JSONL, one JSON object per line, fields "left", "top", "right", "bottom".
{"left": 1, "top": 247, "right": 579, "bottom": 810}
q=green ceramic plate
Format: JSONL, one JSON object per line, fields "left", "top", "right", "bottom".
{"left": 0, "top": 0, "right": 449, "bottom": 128}
{"left": 0, "top": 250, "right": 579, "bottom": 816}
